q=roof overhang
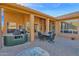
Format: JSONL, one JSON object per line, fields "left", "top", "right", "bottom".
{"left": 56, "top": 12, "right": 79, "bottom": 21}
{"left": 0, "top": 3, "right": 57, "bottom": 21}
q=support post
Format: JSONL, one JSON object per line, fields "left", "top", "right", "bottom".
{"left": 55, "top": 21, "right": 61, "bottom": 36}
{"left": 30, "top": 14, "right": 35, "bottom": 42}
{"left": 46, "top": 18, "right": 49, "bottom": 33}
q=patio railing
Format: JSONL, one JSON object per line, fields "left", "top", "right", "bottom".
{"left": 61, "top": 30, "right": 78, "bottom": 34}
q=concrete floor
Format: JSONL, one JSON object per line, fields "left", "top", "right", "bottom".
{"left": 0, "top": 36, "right": 79, "bottom": 56}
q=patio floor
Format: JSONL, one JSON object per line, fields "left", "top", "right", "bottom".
{"left": 0, "top": 36, "right": 79, "bottom": 56}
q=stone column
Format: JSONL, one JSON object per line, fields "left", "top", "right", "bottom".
{"left": 30, "top": 14, "right": 35, "bottom": 42}
{"left": 37, "top": 19, "right": 40, "bottom": 32}
{"left": 55, "top": 21, "right": 61, "bottom": 36}
{"left": 46, "top": 18, "right": 50, "bottom": 33}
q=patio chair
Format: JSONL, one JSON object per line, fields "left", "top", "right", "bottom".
{"left": 38, "top": 32, "right": 45, "bottom": 40}
{"left": 46, "top": 32, "right": 56, "bottom": 43}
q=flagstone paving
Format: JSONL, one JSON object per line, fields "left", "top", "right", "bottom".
{"left": 0, "top": 36, "right": 79, "bottom": 56}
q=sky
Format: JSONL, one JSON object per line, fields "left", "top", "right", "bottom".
{"left": 20, "top": 3, "right": 79, "bottom": 17}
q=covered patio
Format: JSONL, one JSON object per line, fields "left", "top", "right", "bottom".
{"left": 0, "top": 3, "right": 57, "bottom": 48}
